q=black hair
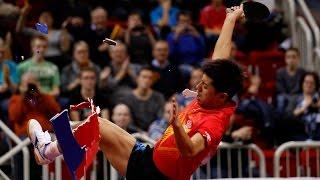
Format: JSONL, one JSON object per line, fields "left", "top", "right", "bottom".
{"left": 202, "top": 60, "right": 244, "bottom": 99}
{"left": 299, "top": 71, "right": 320, "bottom": 93}
{"left": 177, "top": 10, "right": 192, "bottom": 19}
{"left": 128, "top": 11, "right": 142, "bottom": 18}
{"left": 137, "top": 66, "right": 154, "bottom": 76}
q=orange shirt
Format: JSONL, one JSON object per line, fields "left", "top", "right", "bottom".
{"left": 153, "top": 100, "right": 235, "bottom": 180}
{"left": 8, "top": 94, "right": 61, "bottom": 136}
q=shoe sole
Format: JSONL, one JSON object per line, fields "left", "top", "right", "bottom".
{"left": 27, "top": 119, "right": 47, "bottom": 165}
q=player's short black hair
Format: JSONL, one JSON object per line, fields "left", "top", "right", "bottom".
{"left": 202, "top": 60, "right": 244, "bottom": 99}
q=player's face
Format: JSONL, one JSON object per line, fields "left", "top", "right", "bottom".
{"left": 196, "top": 74, "right": 227, "bottom": 108}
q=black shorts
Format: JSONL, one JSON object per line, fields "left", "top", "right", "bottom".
{"left": 126, "top": 142, "right": 169, "bottom": 180}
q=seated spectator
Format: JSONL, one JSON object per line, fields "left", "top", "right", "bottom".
{"left": 8, "top": 71, "right": 60, "bottom": 180}
{"left": 148, "top": 101, "right": 171, "bottom": 141}
{"left": 9, "top": 72, "right": 61, "bottom": 136}
{"left": 69, "top": 67, "right": 110, "bottom": 121}
{"left": 61, "top": 41, "right": 100, "bottom": 96}
{"left": 88, "top": 6, "right": 111, "bottom": 67}
{"left": 64, "top": 6, "right": 111, "bottom": 67}
{"left": 99, "top": 42, "right": 140, "bottom": 104}
{"left": 150, "top": 0, "right": 180, "bottom": 38}
{"left": 200, "top": 0, "right": 226, "bottom": 44}
{"left": 120, "top": 67, "right": 165, "bottom": 131}
{"left": 17, "top": 35, "right": 60, "bottom": 97}
{"left": 151, "top": 40, "right": 184, "bottom": 99}
{"left": 175, "top": 68, "right": 203, "bottom": 107}
{"left": 112, "top": 103, "right": 140, "bottom": 134}
{"left": 125, "top": 11, "right": 156, "bottom": 65}
{"left": 276, "top": 48, "right": 306, "bottom": 114}
{"left": 235, "top": 73, "right": 275, "bottom": 148}
{"left": 284, "top": 72, "right": 320, "bottom": 141}
{"left": 167, "top": 11, "right": 205, "bottom": 66}
{"left": 0, "top": 36, "right": 18, "bottom": 121}
{"left": 16, "top": 7, "right": 72, "bottom": 69}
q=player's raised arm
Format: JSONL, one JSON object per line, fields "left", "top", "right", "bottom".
{"left": 212, "top": 5, "right": 244, "bottom": 60}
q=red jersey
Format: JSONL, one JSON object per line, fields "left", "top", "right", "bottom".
{"left": 153, "top": 100, "right": 235, "bottom": 180}
{"left": 200, "top": 5, "right": 226, "bottom": 31}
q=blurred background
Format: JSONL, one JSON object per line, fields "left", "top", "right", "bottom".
{"left": 0, "top": 0, "right": 320, "bottom": 179}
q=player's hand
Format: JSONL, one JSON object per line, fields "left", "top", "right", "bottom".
{"left": 169, "top": 97, "right": 180, "bottom": 127}
{"left": 226, "top": 4, "right": 244, "bottom": 21}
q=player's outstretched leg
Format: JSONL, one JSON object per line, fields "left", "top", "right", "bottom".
{"left": 28, "top": 117, "right": 137, "bottom": 176}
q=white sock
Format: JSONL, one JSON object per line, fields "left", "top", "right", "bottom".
{"left": 44, "top": 141, "right": 62, "bottom": 160}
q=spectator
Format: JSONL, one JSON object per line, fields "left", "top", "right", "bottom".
{"left": 0, "top": 36, "right": 18, "bottom": 121}
{"left": 276, "top": 48, "right": 306, "bottom": 114}
{"left": 150, "top": 0, "right": 180, "bottom": 38}
{"left": 16, "top": 7, "right": 72, "bottom": 69}
{"left": 148, "top": 101, "right": 171, "bottom": 141}
{"left": 69, "top": 67, "right": 110, "bottom": 121}
{"left": 17, "top": 35, "right": 60, "bottom": 97}
{"left": 8, "top": 71, "right": 60, "bottom": 180}
{"left": 61, "top": 41, "right": 100, "bottom": 96}
{"left": 284, "top": 72, "right": 320, "bottom": 141}
{"left": 120, "top": 67, "right": 165, "bottom": 131}
{"left": 9, "top": 72, "right": 60, "bottom": 136}
{"left": 64, "top": 6, "right": 111, "bottom": 67}
{"left": 235, "top": 72, "right": 275, "bottom": 148}
{"left": 167, "top": 11, "right": 205, "bottom": 66}
{"left": 200, "top": 0, "right": 226, "bottom": 38}
{"left": 88, "top": 6, "right": 111, "bottom": 66}
{"left": 112, "top": 103, "right": 140, "bottom": 134}
{"left": 125, "top": 11, "right": 156, "bottom": 65}
{"left": 151, "top": 40, "right": 184, "bottom": 99}
{"left": 99, "top": 42, "right": 141, "bottom": 103}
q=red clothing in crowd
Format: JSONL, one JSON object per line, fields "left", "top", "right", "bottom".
{"left": 9, "top": 93, "right": 61, "bottom": 136}
{"left": 200, "top": 5, "right": 226, "bottom": 32}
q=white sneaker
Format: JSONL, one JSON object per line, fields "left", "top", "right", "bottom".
{"left": 27, "top": 119, "right": 53, "bottom": 165}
